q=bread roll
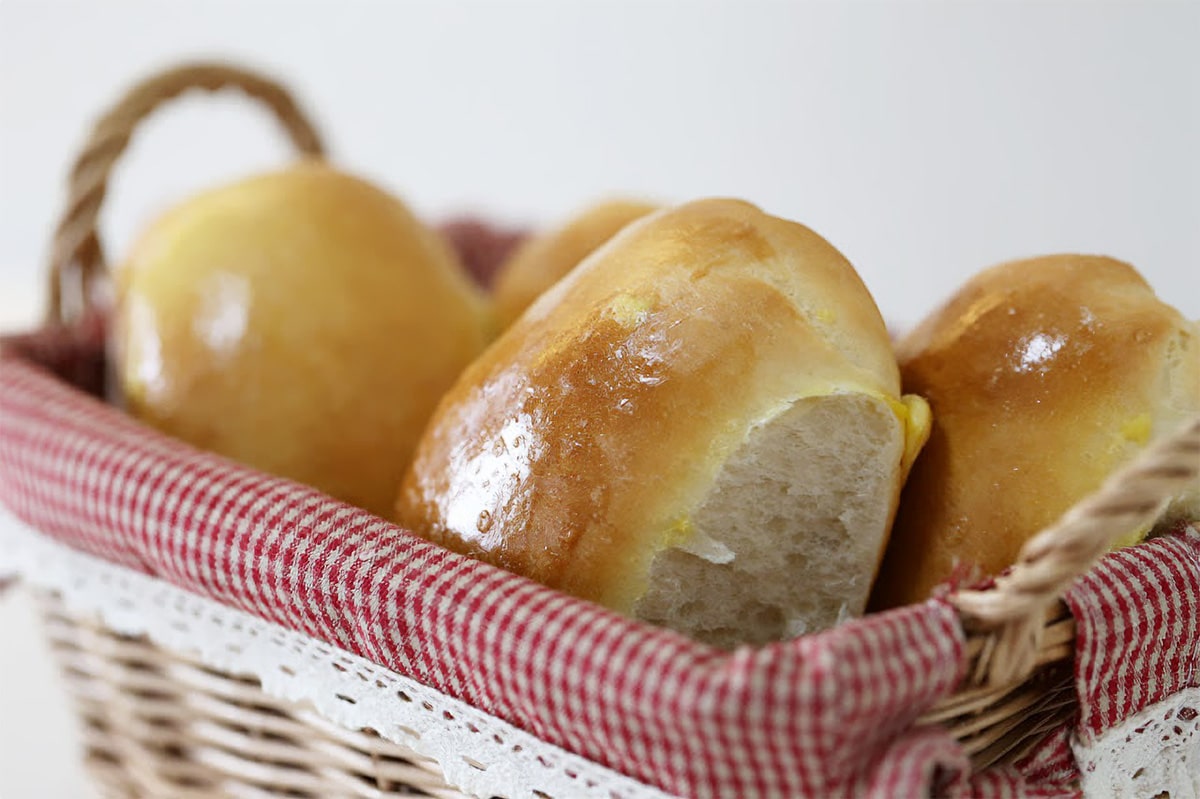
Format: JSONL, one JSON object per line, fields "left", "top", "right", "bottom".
{"left": 397, "top": 198, "right": 930, "bottom": 648}
{"left": 114, "top": 163, "right": 493, "bottom": 518}
{"left": 870, "top": 255, "right": 1200, "bottom": 610}
{"left": 492, "top": 199, "right": 657, "bottom": 328}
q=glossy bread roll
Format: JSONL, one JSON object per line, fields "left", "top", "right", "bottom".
{"left": 398, "top": 198, "right": 930, "bottom": 648}
{"left": 114, "top": 163, "right": 494, "bottom": 518}
{"left": 491, "top": 199, "right": 657, "bottom": 328}
{"left": 870, "top": 255, "right": 1200, "bottom": 610}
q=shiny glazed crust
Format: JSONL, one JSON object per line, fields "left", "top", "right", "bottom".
{"left": 398, "top": 198, "right": 910, "bottom": 616}
{"left": 115, "top": 163, "right": 493, "bottom": 518}
{"left": 870, "top": 255, "right": 1200, "bottom": 609}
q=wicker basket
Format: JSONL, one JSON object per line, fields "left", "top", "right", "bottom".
{"left": 37, "top": 592, "right": 467, "bottom": 799}
{"left": 4, "top": 62, "right": 1199, "bottom": 798}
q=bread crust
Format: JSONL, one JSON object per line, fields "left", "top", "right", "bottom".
{"left": 115, "top": 162, "right": 492, "bottom": 518}
{"left": 870, "top": 255, "right": 1200, "bottom": 609}
{"left": 398, "top": 198, "right": 910, "bottom": 615}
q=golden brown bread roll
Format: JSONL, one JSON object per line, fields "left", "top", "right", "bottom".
{"left": 397, "top": 198, "right": 929, "bottom": 648}
{"left": 114, "top": 163, "right": 494, "bottom": 518}
{"left": 870, "top": 255, "right": 1200, "bottom": 610}
{"left": 491, "top": 199, "right": 657, "bottom": 328}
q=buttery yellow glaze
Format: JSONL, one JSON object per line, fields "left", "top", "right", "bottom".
{"left": 115, "top": 162, "right": 493, "bottom": 518}
{"left": 870, "top": 255, "right": 1200, "bottom": 609}
{"left": 398, "top": 198, "right": 920, "bottom": 611}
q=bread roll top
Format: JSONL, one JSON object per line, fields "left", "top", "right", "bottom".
{"left": 399, "top": 198, "right": 912, "bottom": 613}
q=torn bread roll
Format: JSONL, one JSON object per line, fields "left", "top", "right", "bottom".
{"left": 870, "top": 255, "right": 1200, "bottom": 610}
{"left": 397, "top": 198, "right": 929, "bottom": 648}
{"left": 492, "top": 199, "right": 657, "bottom": 328}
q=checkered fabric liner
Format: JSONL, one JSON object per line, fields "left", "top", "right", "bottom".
{"left": 2, "top": 325, "right": 1196, "bottom": 798}
{"left": 1064, "top": 527, "right": 1200, "bottom": 745}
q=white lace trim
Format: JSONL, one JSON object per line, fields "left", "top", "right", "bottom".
{"left": 0, "top": 511, "right": 675, "bottom": 799}
{"left": 1073, "top": 685, "right": 1200, "bottom": 799}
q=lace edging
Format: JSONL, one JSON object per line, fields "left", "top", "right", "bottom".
{"left": 1072, "top": 685, "right": 1200, "bottom": 799}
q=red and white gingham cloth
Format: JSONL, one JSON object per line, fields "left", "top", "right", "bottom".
{"left": 1, "top": 326, "right": 1196, "bottom": 798}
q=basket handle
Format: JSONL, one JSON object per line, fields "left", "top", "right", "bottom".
{"left": 46, "top": 62, "right": 326, "bottom": 324}
{"left": 952, "top": 414, "right": 1200, "bottom": 685}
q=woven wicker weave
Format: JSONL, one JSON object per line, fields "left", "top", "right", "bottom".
{"left": 39, "top": 592, "right": 470, "bottom": 799}
{"left": 20, "top": 60, "right": 1200, "bottom": 798}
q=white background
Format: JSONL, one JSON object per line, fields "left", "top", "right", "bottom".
{"left": 1, "top": 1, "right": 1197, "bottom": 796}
